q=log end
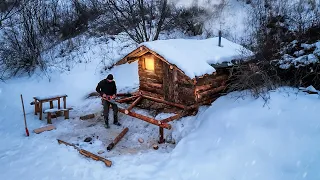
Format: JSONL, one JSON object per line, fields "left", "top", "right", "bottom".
{"left": 107, "top": 143, "right": 115, "bottom": 151}
{"left": 125, "top": 110, "right": 129, "bottom": 114}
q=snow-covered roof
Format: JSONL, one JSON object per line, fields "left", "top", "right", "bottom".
{"left": 140, "top": 37, "right": 253, "bottom": 78}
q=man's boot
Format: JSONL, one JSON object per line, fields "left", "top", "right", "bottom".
{"left": 113, "top": 115, "right": 121, "bottom": 126}
{"left": 104, "top": 118, "right": 110, "bottom": 129}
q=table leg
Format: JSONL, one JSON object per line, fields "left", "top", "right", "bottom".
{"left": 58, "top": 99, "right": 61, "bottom": 109}
{"left": 39, "top": 102, "right": 43, "bottom": 120}
{"left": 34, "top": 99, "right": 38, "bottom": 115}
{"left": 63, "top": 97, "right": 66, "bottom": 109}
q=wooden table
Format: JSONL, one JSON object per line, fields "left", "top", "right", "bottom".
{"left": 33, "top": 94, "right": 68, "bottom": 120}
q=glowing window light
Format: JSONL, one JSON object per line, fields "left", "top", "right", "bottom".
{"left": 144, "top": 57, "right": 155, "bottom": 71}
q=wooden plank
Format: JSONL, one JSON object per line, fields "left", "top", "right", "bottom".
{"left": 33, "top": 125, "right": 56, "bottom": 134}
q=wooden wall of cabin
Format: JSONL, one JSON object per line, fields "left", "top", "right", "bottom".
{"left": 162, "top": 62, "right": 197, "bottom": 105}
{"left": 138, "top": 53, "right": 164, "bottom": 98}
{"left": 195, "top": 68, "right": 229, "bottom": 103}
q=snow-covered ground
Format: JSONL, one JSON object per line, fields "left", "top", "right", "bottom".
{"left": 1, "top": 36, "right": 320, "bottom": 180}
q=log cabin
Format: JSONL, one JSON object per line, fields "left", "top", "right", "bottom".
{"left": 116, "top": 37, "right": 253, "bottom": 107}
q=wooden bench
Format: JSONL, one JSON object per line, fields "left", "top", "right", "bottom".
{"left": 44, "top": 108, "right": 73, "bottom": 124}
{"left": 33, "top": 94, "right": 68, "bottom": 120}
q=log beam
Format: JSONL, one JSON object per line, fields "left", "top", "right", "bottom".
{"left": 107, "top": 127, "right": 129, "bottom": 151}
{"left": 116, "top": 95, "right": 139, "bottom": 103}
{"left": 141, "top": 95, "right": 186, "bottom": 109}
{"left": 125, "top": 96, "right": 142, "bottom": 114}
{"left": 196, "top": 86, "right": 226, "bottom": 99}
{"left": 161, "top": 114, "right": 182, "bottom": 123}
{"left": 118, "top": 108, "right": 171, "bottom": 129}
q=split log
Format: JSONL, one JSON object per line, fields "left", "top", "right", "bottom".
{"left": 116, "top": 95, "right": 139, "bottom": 103}
{"left": 141, "top": 95, "right": 186, "bottom": 109}
{"left": 118, "top": 108, "right": 171, "bottom": 129}
{"left": 125, "top": 96, "right": 142, "bottom": 114}
{"left": 161, "top": 114, "right": 182, "bottom": 123}
{"left": 196, "top": 86, "right": 226, "bottom": 100}
{"left": 107, "top": 127, "right": 129, "bottom": 151}
{"left": 33, "top": 125, "right": 56, "bottom": 134}
{"left": 80, "top": 114, "right": 95, "bottom": 120}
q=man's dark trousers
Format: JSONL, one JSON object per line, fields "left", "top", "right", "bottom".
{"left": 102, "top": 99, "right": 118, "bottom": 125}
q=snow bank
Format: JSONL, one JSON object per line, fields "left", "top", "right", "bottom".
{"left": 141, "top": 37, "right": 253, "bottom": 78}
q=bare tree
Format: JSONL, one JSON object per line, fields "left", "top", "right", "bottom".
{"left": 105, "top": 0, "right": 175, "bottom": 43}
{"left": 0, "top": 0, "right": 20, "bottom": 28}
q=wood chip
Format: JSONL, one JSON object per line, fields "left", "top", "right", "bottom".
{"left": 138, "top": 138, "right": 144, "bottom": 143}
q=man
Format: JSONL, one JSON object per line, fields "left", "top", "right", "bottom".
{"left": 96, "top": 74, "right": 121, "bottom": 128}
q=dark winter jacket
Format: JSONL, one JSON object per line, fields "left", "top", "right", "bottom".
{"left": 96, "top": 79, "right": 117, "bottom": 96}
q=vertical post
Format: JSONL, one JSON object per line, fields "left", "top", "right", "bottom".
{"left": 34, "top": 99, "right": 38, "bottom": 115}
{"left": 58, "top": 98, "right": 61, "bottom": 109}
{"left": 218, "top": 30, "right": 222, "bottom": 47}
{"left": 50, "top": 101, "right": 53, "bottom": 109}
{"left": 47, "top": 112, "right": 52, "bottom": 124}
{"left": 64, "top": 110, "right": 69, "bottom": 119}
{"left": 159, "top": 127, "right": 165, "bottom": 144}
{"left": 39, "top": 101, "right": 43, "bottom": 120}
{"left": 63, "top": 97, "right": 66, "bottom": 109}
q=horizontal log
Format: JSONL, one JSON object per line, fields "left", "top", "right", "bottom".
{"left": 196, "top": 74, "right": 229, "bottom": 86}
{"left": 118, "top": 108, "right": 171, "bottom": 129}
{"left": 140, "top": 82, "right": 163, "bottom": 89}
{"left": 139, "top": 76, "right": 162, "bottom": 84}
{"left": 139, "top": 90, "right": 164, "bottom": 99}
{"left": 161, "top": 114, "right": 182, "bottom": 123}
{"left": 139, "top": 84, "right": 164, "bottom": 95}
{"left": 195, "top": 83, "right": 219, "bottom": 92}
{"left": 196, "top": 86, "right": 226, "bottom": 100}
{"left": 142, "top": 95, "right": 186, "bottom": 109}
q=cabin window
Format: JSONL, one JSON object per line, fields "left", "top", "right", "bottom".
{"left": 144, "top": 57, "right": 155, "bottom": 71}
